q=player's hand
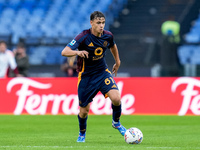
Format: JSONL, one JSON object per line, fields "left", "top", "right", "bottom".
{"left": 77, "top": 51, "right": 89, "bottom": 58}
{"left": 112, "top": 63, "right": 120, "bottom": 77}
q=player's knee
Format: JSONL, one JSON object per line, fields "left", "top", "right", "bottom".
{"left": 79, "top": 107, "right": 89, "bottom": 118}
{"left": 107, "top": 90, "right": 121, "bottom": 105}
{"left": 111, "top": 95, "right": 121, "bottom": 106}
{"left": 79, "top": 111, "right": 88, "bottom": 118}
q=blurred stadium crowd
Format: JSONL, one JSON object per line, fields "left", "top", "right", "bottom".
{"left": 0, "top": 0, "right": 126, "bottom": 65}
{"left": 0, "top": 0, "right": 200, "bottom": 77}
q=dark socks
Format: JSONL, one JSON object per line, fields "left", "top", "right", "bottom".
{"left": 78, "top": 115, "right": 88, "bottom": 134}
{"left": 112, "top": 104, "right": 121, "bottom": 122}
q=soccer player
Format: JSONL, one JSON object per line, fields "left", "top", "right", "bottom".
{"left": 61, "top": 11, "right": 126, "bottom": 142}
{"left": 0, "top": 40, "right": 20, "bottom": 78}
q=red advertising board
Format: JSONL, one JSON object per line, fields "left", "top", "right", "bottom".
{"left": 0, "top": 77, "right": 200, "bottom": 116}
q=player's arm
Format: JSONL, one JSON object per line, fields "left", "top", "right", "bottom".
{"left": 110, "top": 44, "right": 121, "bottom": 77}
{"left": 61, "top": 46, "right": 89, "bottom": 58}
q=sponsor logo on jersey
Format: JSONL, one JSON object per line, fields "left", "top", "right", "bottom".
{"left": 94, "top": 47, "right": 103, "bottom": 56}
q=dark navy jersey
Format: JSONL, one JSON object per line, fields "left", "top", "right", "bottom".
{"left": 67, "top": 29, "right": 115, "bottom": 76}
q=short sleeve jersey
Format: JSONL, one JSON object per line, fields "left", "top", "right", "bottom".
{"left": 67, "top": 29, "right": 115, "bottom": 76}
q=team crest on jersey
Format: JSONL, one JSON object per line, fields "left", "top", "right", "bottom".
{"left": 103, "top": 41, "right": 108, "bottom": 47}
{"left": 69, "top": 39, "right": 76, "bottom": 46}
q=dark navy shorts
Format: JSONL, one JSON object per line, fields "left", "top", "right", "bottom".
{"left": 78, "top": 69, "right": 118, "bottom": 107}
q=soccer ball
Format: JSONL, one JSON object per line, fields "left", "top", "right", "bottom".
{"left": 124, "top": 127, "right": 143, "bottom": 144}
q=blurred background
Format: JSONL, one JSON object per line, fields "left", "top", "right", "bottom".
{"left": 0, "top": 0, "right": 200, "bottom": 77}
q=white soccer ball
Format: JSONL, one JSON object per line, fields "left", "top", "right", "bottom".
{"left": 124, "top": 127, "right": 143, "bottom": 144}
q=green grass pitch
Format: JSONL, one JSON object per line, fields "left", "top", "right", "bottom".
{"left": 0, "top": 115, "right": 199, "bottom": 150}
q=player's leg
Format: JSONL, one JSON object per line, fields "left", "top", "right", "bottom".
{"left": 77, "top": 104, "right": 90, "bottom": 142}
{"left": 77, "top": 74, "right": 100, "bottom": 142}
{"left": 106, "top": 89, "right": 126, "bottom": 136}
{"left": 106, "top": 89, "right": 121, "bottom": 121}
{"left": 100, "top": 70, "right": 126, "bottom": 136}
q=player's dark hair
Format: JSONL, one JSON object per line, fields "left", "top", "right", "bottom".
{"left": 90, "top": 11, "right": 105, "bottom": 20}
